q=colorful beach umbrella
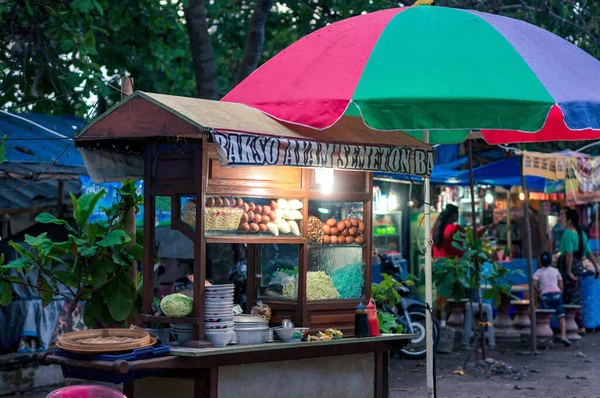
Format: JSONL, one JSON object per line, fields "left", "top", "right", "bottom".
{"left": 223, "top": 6, "right": 600, "bottom": 144}
{"left": 223, "top": 6, "right": 600, "bottom": 396}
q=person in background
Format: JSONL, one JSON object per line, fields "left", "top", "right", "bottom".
{"left": 534, "top": 251, "right": 570, "bottom": 347}
{"left": 560, "top": 209, "right": 600, "bottom": 333}
{"left": 432, "top": 204, "right": 463, "bottom": 258}
{"left": 551, "top": 207, "right": 567, "bottom": 253}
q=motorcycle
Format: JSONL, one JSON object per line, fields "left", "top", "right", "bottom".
{"left": 378, "top": 254, "right": 440, "bottom": 359}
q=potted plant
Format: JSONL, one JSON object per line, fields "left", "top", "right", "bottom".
{"left": 433, "top": 227, "right": 521, "bottom": 333}
{"left": 0, "top": 181, "right": 143, "bottom": 332}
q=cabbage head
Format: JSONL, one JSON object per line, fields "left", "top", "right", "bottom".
{"left": 160, "top": 293, "right": 193, "bottom": 317}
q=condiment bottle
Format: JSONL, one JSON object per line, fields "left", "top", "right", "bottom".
{"left": 354, "top": 299, "right": 370, "bottom": 338}
{"left": 366, "top": 298, "right": 380, "bottom": 337}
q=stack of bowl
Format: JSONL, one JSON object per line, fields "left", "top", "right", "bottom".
{"left": 234, "top": 314, "right": 270, "bottom": 345}
{"left": 205, "top": 284, "right": 235, "bottom": 347}
{"left": 170, "top": 324, "right": 193, "bottom": 344}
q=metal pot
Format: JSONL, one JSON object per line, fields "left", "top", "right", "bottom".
{"left": 235, "top": 326, "right": 269, "bottom": 345}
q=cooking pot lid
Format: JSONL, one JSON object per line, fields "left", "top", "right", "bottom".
{"left": 233, "top": 315, "right": 268, "bottom": 324}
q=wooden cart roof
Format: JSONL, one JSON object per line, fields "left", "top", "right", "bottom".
{"left": 76, "top": 91, "right": 430, "bottom": 150}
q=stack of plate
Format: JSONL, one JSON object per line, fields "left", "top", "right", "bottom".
{"left": 205, "top": 284, "right": 235, "bottom": 347}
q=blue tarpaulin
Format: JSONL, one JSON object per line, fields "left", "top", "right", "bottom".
{"left": 0, "top": 111, "right": 84, "bottom": 167}
{"left": 0, "top": 112, "right": 86, "bottom": 210}
{"left": 375, "top": 154, "right": 545, "bottom": 191}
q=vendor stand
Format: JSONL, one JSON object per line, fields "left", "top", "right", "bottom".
{"left": 41, "top": 91, "right": 433, "bottom": 397}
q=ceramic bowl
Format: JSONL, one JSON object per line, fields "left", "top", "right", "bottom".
{"left": 205, "top": 321, "right": 234, "bottom": 330}
{"left": 205, "top": 285, "right": 235, "bottom": 292}
{"left": 205, "top": 330, "right": 234, "bottom": 348}
{"left": 273, "top": 327, "right": 309, "bottom": 342}
{"left": 170, "top": 329, "right": 193, "bottom": 343}
{"left": 205, "top": 315, "right": 233, "bottom": 323}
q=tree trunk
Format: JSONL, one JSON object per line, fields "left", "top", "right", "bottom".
{"left": 66, "top": 301, "right": 77, "bottom": 333}
{"left": 234, "top": 0, "right": 274, "bottom": 85}
{"left": 185, "top": 0, "right": 219, "bottom": 99}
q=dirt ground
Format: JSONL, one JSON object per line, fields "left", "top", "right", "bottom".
{"left": 390, "top": 331, "right": 600, "bottom": 398}
{"left": 13, "top": 332, "right": 600, "bottom": 398}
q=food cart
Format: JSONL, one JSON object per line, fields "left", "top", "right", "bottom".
{"left": 40, "top": 92, "right": 434, "bottom": 398}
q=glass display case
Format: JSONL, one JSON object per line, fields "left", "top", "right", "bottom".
{"left": 255, "top": 244, "right": 300, "bottom": 301}
{"left": 306, "top": 201, "right": 366, "bottom": 246}
{"left": 201, "top": 196, "right": 304, "bottom": 238}
{"left": 305, "top": 201, "right": 366, "bottom": 301}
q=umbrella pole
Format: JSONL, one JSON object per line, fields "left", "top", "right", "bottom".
{"left": 520, "top": 156, "right": 537, "bottom": 351}
{"left": 423, "top": 130, "right": 435, "bottom": 398}
{"left": 467, "top": 139, "right": 486, "bottom": 360}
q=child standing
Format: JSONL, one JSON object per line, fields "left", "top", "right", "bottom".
{"left": 533, "top": 251, "right": 571, "bottom": 347}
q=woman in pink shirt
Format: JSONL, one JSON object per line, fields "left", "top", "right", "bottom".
{"left": 534, "top": 251, "right": 570, "bottom": 346}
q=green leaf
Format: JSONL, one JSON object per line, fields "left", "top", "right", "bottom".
{"left": 0, "top": 136, "right": 6, "bottom": 163}
{"left": 66, "top": 74, "right": 83, "bottom": 88}
{"left": 25, "top": 0, "right": 34, "bottom": 15}
{"left": 92, "top": 0, "right": 104, "bottom": 15}
{"left": 103, "top": 273, "right": 135, "bottom": 321}
{"left": 75, "top": 189, "right": 105, "bottom": 229}
{"left": 96, "top": 230, "right": 130, "bottom": 247}
{"left": 25, "top": 233, "right": 49, "bottom": 248}
{"left": 1, "top": 258, "right": 31, "bottom": 269}
{"left": 0, "top": 281, "right": 12, "bottom": 305}
{"left": 82, "top": 29, "right": 97, "bottom": 54}
{"left": 8, "top": 241, "right": 35, "bottom": 261}
{"left": 37, "top": 276, "right": 54, "bottom": 306}
{"left": 127, "top": 244, "right": 143, "bottom": 261}
{"left": 70, "top": 193, "right": 79, "bottom": 218}
{"left": 89, "top": 260, "right": 114, "bottom": 287}
{"left": 78, "top": 246, "right": 98, "bottom": 258}
{"left": 35, "top": 213, "right": 76, "bottom": 234}
{"left": 83, "top": 298, "right": 102, "bottom": 328}
{"left": 113, "top": 251, "right": 129, "bottom": 267}
{"left": 59, "top": 39, "right": 74, "bottom": 52}
{"left": 71, "top": 0, "right": 94, "bottom": 13}
{"left": 436, "top": 279, "right": 454, "bottom": 298}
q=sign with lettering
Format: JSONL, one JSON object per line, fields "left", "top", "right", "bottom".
{"left": 212, "top": 131, "right": 435, "bottom": 177}
{"left": 565, "top": 156, "right": 600, "bottom": 205}
{"left": 522, "top": 152, "right": 566, "bottom": 181}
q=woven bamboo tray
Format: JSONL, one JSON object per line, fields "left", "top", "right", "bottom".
{"left": 57, "top": 329, "right": 155, "bottom": 354}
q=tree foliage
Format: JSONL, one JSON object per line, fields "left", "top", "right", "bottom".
{"left": 0, "top": 0, "right": 195, "bottom": 117}
{"left": 0, "top": 181, "right": 144, "bottom": 331}
{"left": 2, "top": 0, "right": 599, "bottom": 121}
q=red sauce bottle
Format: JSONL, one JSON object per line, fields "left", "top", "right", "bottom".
{"left": 366, "top": 298, "right": 380, "bottom": 337}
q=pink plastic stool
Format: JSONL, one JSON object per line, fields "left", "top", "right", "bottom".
{"left": 47, "top": 385, "right": 126, "bottom": 398}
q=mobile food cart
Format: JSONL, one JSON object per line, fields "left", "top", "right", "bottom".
{"left": 41, "top": 92, "right": 434, "bottom": 398}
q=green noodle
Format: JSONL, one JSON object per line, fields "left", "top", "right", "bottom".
{"left": 331, "top": 262, "right": 364, "bottom": 299}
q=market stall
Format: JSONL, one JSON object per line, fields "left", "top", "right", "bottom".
{"left": 40, "top": 91, "right": 433, "bottom": 398}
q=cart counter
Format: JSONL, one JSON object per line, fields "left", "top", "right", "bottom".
{"left": 40, "top": 334, "right": 414, "bottom": 398}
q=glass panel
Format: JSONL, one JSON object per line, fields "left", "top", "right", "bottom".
{"left": 305, "top": 200, "right": 366, "bottom": 301}
{"left": 180, "top": 195, "right": 196, "bottom": 229}
{"left": 257, "top": 244, "right": 300, "bottom": 301}
{"left": 307, "top": 201, "right": 365, "bottom": 246}
{"left": 206, "top": 243, "right": 247, "bottom": 308}
{"left": 156, "top": 196, "right": 172, "bottom": 227}
{"left": 306, "top": 246, "right": 365, "bottom": 300}
{"left": 204, "top": 196, "right": 303, "bottom": 238}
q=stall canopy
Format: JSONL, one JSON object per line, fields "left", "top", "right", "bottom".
{"left": 76, "top": 91, "right": 434, "bottom": 183}
{"left": 376, "top": 156, "right": 546, "bottom": 191}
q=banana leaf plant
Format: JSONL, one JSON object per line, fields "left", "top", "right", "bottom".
{"left": 0, "top": 181, "right": 143, "bottom": 332}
